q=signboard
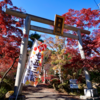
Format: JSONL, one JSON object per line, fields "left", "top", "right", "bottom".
{"left": 69, "top": 79, "right": 77, "bottom": 84}
{"left": 70, "top": 84, "right": 78, "bottom": 89}
{"left": 53, "top": 14, "right": 65, "bottom": 35}
{"left": 69, "top": 79, "right": 78, "bottom": 89}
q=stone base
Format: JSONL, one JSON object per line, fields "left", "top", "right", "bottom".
{"left": 84, "top": 89, "right": 98, "bottom": 97}
{"left": 9, "top": 94, "right": 25, "bottom": 100}
{"left": 80, "top": 96, "right": 100, "bottom": 100}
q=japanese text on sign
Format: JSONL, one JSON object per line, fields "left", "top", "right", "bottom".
{"left": 53, "top": 14, "right": 65, "bottom": 35}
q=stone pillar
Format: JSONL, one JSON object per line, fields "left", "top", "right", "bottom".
{"left": 14, "top": 16, "right": 31, "bottom": 95}
{"left": 77, "top": 30, "right": 92, "bottom": 89}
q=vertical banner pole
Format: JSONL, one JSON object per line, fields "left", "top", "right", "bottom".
{"left": 14, "top": 16, "right": 31, "bottom": 95}
{"left": 54, "top": 70, "right": 56, "bottom": 75}
{"left": 43, "top": 69, "right": 46, "bottom": 84}
{"left": 77, "top": 30, "right": 92, "bottom": 89}
{"left": 59, "top": 68, "right": 61, "bottom": 83}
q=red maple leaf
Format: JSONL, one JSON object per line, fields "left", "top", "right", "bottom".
{"left": 34, "top": 47, "right": 37, "bottom": 51}
{"left": 23, "top": 34, "right": 28, "bottom": 38}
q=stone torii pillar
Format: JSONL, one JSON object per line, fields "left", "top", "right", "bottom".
{"left": 78, "top": 30, "right": 98, "bottom": 99}
{"left": 14, "top": 16, "right": 31, "bottom": 95}
{"left": 77, "top": 30, "right": 92, "bottom": 89}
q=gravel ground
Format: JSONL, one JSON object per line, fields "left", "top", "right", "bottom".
{"left": 22, "top": 83, "right": 80, "bottom": 100}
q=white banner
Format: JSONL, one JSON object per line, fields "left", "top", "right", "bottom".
{"left": 22, "top": 39, "right": 47, "bottom": 86}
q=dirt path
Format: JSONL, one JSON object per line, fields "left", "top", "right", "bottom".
{"left": 22, "top": 83, "right": 80, "bottom": 100}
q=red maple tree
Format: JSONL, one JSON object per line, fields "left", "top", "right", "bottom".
{"left": 62, "top": 8, "right": 100, "bottom": 71}
{"left": 0, "top": 0, "right": 24, "bottom": 77}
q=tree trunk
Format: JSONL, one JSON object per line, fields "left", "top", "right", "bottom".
{"left": 0, "top": 57, "right": 18, "bottom": 86}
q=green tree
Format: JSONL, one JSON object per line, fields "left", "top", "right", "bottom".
{"left": 28, "top": 31, "right": 43, "bottom": 48}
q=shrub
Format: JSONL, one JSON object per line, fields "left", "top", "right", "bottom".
{"left": 97, "top": 87, "right": 100, "bottom": 95}
{"left": 90, "top": 71, "right": 100, "bottom": 83}
{"left": 0, "top": 78, "right": 14, "bottom": 99}
{"left": 50, "top": 78, "right": 60, "bottom": 85}
{"left": 50, "top": 78, "right": 60, "bottom": 90}
{"left": 58, "top": 82, "right": 70, "bottom": 92}
{"left": 0, "top": 87, "right": 7, "bottom": 98}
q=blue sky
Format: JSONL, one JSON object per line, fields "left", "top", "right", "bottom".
{"left": 12, "top": 0, "right": 100, "bottom": 19}
{"left": 11, "top": 0, "right": 100, "bottom": 38}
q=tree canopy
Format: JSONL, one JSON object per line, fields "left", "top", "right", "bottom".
{"left": 62, "top": 8, "right": 100, "bottom": 71}
{"left": 0, "top": 0, "right": 24, "bottom": 75}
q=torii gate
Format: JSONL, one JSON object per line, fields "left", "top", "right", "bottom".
{"left": 5, "top": 8, "right": 92, "bottom": 96}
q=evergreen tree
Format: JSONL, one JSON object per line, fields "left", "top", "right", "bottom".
{"left": 28, "top": 31, "right": 43, "bottom": 48}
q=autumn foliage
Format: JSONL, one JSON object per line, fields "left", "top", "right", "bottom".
{"left": 0, "top": 0, "right": 24, "bottom": 76}
{"left": 43, "top": 8, "right": 100, "bottom": 82}
{"left": 0, "top": 0, "right": 100, "bottom": 83}
{"left": 61, "top": 8, "right": 100, "bottom": 71}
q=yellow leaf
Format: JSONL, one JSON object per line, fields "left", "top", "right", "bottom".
{"left": 25, "top": 80, "right": 30, "bottom": 85}
{"left": 33, "top": 51, "right": 36, "bottom": 55}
